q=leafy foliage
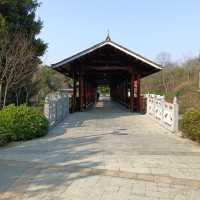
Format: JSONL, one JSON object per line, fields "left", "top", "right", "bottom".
{"left": 0, "top": 0, "right": 47, "bottom": 57}
{"left": 30, "top": 66, "right": 71, "bottom": 107}
{"left": 0, "top": 0, "right": 47, "bottom": 107}
{"left": 98, "top": 86, "right": 110, "bottom": 96}
{"left": 0, "top": 134, "right": 11, "bottom": 146}
{"left": 0, "top": 104, "right": 48, "bottom": 143}
{"left": 142, "top": 56, "right": 200, "bottom": 114}
{"left": 181, "top": 107, "right": 200, "bottom": 141}
{"left": 0, "top": 127, "right": 11, "bottom": 146}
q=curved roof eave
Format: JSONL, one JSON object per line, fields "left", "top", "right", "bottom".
{"left": 52, "top": 39, "right": 162, "bottom": 70}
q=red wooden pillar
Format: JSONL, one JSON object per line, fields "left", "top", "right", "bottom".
{"left": 125, "top": 79, "right": 128, "bottom": 106}
{"left": 136, "top": 74, "right": 141, "bottom": 112}
{"left": 130, "top": 73, "right": 135, "bottom": 112}
{"left": 72, "top": 72, "right": 77, "bottom": 112}
{"left": 84, "top": 80, "right": 87, "bottom": 109}
{"left": 121, "top": 82, "right": 123, "bottom": 103}
{"left": 79, "top": 72, "right": 84, "bottom": 112}
{"left": 123, "top": 80, "right": 126, "bottom": 105}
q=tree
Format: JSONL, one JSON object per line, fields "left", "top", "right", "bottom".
{"left": 156, "top": 52, "right": 171, "bottom": 67}
{"left": 0, "top": 32, "right": 35, "bottom": 106}
{"left": 0, "top": 0, "right": 47, "bottom": 107}
{"left": 156, "top": 52, "right": 172, "bottom": 94}
{"left": 0, "top": 0, "right": 47, "bottom": 59}
{"left": 29, "top": 66, "right": 70, "bottom": 106}
{"left": 142, "top": 55, "right": 200, "bottom": 114}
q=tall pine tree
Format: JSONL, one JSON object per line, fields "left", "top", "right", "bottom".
{"left": 0, "top": 0, "right": 47, "bottom": 59}
{"left": 0, "top": 0, "right": 47, "bottom": 106}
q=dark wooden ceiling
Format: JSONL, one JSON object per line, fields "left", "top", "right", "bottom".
{"left": 55, "top": 44, "right": 159, "bottom": 86}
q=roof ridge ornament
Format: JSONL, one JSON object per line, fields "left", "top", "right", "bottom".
{"left": 105, "top": 30, "right": 111, "bottom": 41}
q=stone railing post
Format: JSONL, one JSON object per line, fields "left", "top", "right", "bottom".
{"left": 44, "top": 96, "right": 50, "bottom": 124}
{"left": 172, "top": 96, "right": 179, "bottom": 133}
{"left": 153, "top": 94, "right": 156, "bottom": 118}
{"left": 55, "top": 94, "right": 58, "bottom": 123}
{"left": 161, "top": 95, "right": 165, "bottom": 122}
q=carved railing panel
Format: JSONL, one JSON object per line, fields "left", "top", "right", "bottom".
{"left": 44, "top": 92, "right": 69, "bottom": 127}
{"left": 146, "top": 94, "right": 179, "bottom": 133}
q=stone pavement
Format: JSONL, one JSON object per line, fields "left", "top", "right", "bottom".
{"left": 1, "top": 97, "right": 200, "bottom": 199}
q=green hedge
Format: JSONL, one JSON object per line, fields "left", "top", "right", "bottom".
{"left": 181, "top": 107, "right": 200, "bottom": 141}
{"left": 0, "top": 105, "right": 48, "bottom": 145}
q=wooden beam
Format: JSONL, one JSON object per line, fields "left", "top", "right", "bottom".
{"left": 85, "top": 66, "right": 130, "bottom": 71}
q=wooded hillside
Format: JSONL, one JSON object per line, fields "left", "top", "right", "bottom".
{"left": 142, "top": 55, "right": 200, "bottom": 114}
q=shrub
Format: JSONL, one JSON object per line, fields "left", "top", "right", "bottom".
{"left": 181, "top": 107, "right": 200, "bottom": 141}
{"left": 0, "top": 104, "right": 48, "bottom": 142}
{"left": 0, "top": 127, "right": 11, "bottom": 146}
{"left": 0, "top": 134, "right": 11, "bottom": 146}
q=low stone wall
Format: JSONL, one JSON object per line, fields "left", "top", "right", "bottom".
{"left": 146, "top": 94, "right": 179, "bottom": 133}
{"left": 44, "top": 92, "right": 69, "bottom": 127}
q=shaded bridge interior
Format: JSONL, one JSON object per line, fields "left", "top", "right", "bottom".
{"left": 54, "top": 43, "right": 160, "bottom": 113}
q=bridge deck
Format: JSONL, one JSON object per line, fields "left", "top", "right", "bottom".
{"left": 1, "top": 97, "right": 200, "bottom": 199}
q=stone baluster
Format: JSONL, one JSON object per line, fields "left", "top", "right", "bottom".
{"left": 172, "top": 96, "right": 179, "bottom": 133}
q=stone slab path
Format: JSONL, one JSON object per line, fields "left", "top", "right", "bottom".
{"left": 1, "top": 97, "right": 200, "bottom": 199}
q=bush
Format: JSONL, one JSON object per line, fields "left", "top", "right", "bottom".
{"left": 0, "top": 127, "right": 11, "bottom": 146}
{"left": 0, "top": 134, "right": 11, "bottom": 146}
{"left": 0, "top": 105, "right": 48, "bottom": 143}
{"left": 181, "top": 107, "right": 200, "bottom": 141}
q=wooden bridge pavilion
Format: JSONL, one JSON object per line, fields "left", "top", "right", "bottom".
{"left": 52, "top": 35, "right": 162, "bottom": 112}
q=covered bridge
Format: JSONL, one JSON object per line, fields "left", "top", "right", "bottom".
{"left": 52, "top": 35, "right": 162, "bottom": 112}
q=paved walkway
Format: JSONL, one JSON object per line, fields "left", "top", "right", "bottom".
{"left": 1, "top": 97, "right": 200, "bottom": 199}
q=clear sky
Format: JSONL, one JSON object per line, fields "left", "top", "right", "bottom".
{"left": 37, "top": 0, "right": 200, "bottom": 65}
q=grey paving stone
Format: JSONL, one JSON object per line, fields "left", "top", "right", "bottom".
{"left": 1, "top": 97, "right": 200, "bottom": 199}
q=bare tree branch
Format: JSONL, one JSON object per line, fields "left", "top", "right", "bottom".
{"left": 0, "top": 32, "right": 36, "bottom": 107}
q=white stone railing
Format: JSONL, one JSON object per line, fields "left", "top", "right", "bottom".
{"left": 44, "top": 92, "right": 69, "bottom": 127}
{"left": 146, "top": 94, "right": 179, "bottom": 133}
